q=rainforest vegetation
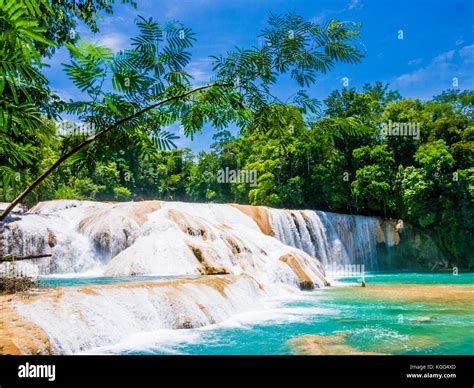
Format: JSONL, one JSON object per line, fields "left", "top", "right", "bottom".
{"left": 0, "top": 1, "right": 473, "bottom": 266}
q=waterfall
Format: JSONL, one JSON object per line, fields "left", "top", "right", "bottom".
{"left": 14, "top": 275, "right": 264, "bottom": 354}
{"left": 0, "top": 200, "right": 400, "bottom": 278}
{"left": 0, "top": 200, "right": 328, "bottom": 290}
{"left": 0, "top": 200, "right": 407, "bottom": 355}
{"left": 0, "top": 199, "right": 402, "bottom": 278}
{"left": 0, "top": 201, "right": 111, "bottom": 276}
{"left": 269, "top": 209, "right": 397, "bottom": 271}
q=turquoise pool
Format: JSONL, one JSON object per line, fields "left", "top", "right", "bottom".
{"left": 118, "top": 272, "right": 473, "bottom": 355}
{"left": 38, "top": 272, "right": 472, "bottom": 355}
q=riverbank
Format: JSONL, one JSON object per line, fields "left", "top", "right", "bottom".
{"left": 0, "top": 293, "right": 52, "bottom": 355}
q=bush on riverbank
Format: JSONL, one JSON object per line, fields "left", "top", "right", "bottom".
{"left": 0, "top": 276, "right": 37, "bottom": 295}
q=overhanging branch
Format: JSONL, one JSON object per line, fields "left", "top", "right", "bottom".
{"left": 0, "top": 82, "right": 233, "bottom": 222}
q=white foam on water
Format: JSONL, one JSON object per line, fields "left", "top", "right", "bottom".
{"left": 81, "top": 329, "right": 203, "bottom": 355}
{"left": 214, "top": 305, "right": 339, "bottom": 329}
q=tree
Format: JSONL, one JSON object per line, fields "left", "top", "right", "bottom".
{"left": 380, "top": 99, "right": 429, "bottom": 166}
{"left": 41, "top": 0, "right": 137, "bottom": 57}
{"left": 351, "top": 144, "right": 395, "bottom": 215}
{"left": 0, "top": 0, "right": 58, "bottom": 201}
{"left": 1, "top": 12, "right": 365, "bottom": 220}
{"left": 0, "top": 0, "right": 135, "bottom": 204}
{"left": 398, "top": 139, "right": 473, "bottom": 265}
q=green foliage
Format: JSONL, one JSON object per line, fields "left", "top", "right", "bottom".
{"left": 414, "top": 140, "right": 455, "bottom": 172}
{"left": 53, "top": 183, "right": 81, "bottom": 200}
{"left": 0, "top": 0, "right": 58, "bottom": 199}
{"left": 0, "top": 3, "right": 471, "bottom": 268}
{"left": 212, "top": 14, "right": 363, "bottom": 115}
{"left": 41, "top": 0, "right": 137, "bottom": 56}
{"left": 113, "top": 186, "right": 131, "bottom": 201}
{"left": 63, "top": 12, "right": 363, "bottom": 166}
{"left": 351, "top": 144, "right": 395, "bottom": 213}
{"left": 2, "top": 10, "right": 365, "bottom": 219}
{"left": 0, "top": 0, "right": 132, "bottom": 202}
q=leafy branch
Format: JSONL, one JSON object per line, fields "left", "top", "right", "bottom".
{"left": 0, "top": 11, "right": 365, "bottom": 221}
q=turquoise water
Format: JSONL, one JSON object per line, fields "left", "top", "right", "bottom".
{"left": 38, "top": 274, "right": 199, "bottom": 287}
{"left": 38, "top": 272, "right": 473, "bottom": 355}
{"left": 121, "top": 272, "right": 474, "bottom": 355}
{"left": 337, "top": 272, "right": 474, "bottom": 285}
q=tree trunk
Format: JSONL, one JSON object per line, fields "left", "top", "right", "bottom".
{"left": 1, "top": 254, "right": 52, "bottom": 262}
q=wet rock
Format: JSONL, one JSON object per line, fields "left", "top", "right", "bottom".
{"left": 287, "top": 333, "right": 387, "bottom": 355}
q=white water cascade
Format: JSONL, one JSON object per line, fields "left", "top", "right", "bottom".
{"left": 14, "top": 275, "right": 264, "bottom": 355}
{"left": 269, "top": 209, "right": 399, "bottom": 270}
{"left": 0, "top": 200, "right": 328, "bottom": 289}
{"left": 0, "top": 200, "right": 401, "bottom": 354}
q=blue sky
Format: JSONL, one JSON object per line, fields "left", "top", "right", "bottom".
{"left": 44, "top": 0, "right": 474, "bottom": 152}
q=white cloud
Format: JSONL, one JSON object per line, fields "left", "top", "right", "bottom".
{"left": 408, "top": 58, "right": 422, "bottom": 65}
{"left": 455, "top": 37, "right": 464, "bottom": 46}
{"left": 459, "top": 44, "right": 474, "bottom": 63}
{"left": 53, "top": 89, "right": 76, "bottom": 101}
{"left": 97, "top": 32, "right": 129, "bottom": 53}
{"left": 312, "top": 0, "right": 363, "bottom": 24}
{"left": 164, "top": 3, "right": 181, "bottom": 19}
{"left": 101, "top": 16, "right": 125, "bottom": 26}
{"left": 311, "top": 10, "right": 331, "bottom": 24}
{"left": 432, "top": 50, "right": 455, "bottom": 64}
{"left": 187, "top": 58, "right": 214, "bottom": 85}
{"left": 393, "top": 45, "right": 474, "bottom": 98}
{"left": 395, "top": 54, "right": 450, "bottom": 87}
{"left": 348, "top": 0, "right": 363, "bottom": 10}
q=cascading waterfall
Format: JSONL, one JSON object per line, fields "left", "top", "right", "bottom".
{"left": 269, "top": 209, "right": 399, "bottom": 271}
{"left": 0, "top": 201, "right": 113, "bottom": 276}
{"left": 1, "top": 200, "right": 398, "bottom": 277}
{"left": 1, "top": 201, "right": 329, "bottom": 289}
{"left": 14, "top": 275, "right": 263, "bottom": 355}
{"left": 0, "top": 199, "right": 402, "bottom": 354}
{"left": 325, "top": 212, "right": 380, "bottom": 269}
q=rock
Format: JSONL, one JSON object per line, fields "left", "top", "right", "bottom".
{"left": 0, "top": 295, "right": 53, "bottom": 355}
{"left": 47, "top": 230, "right": 56, "bottom": 248}
{"left": 408, "top": 316, "right": 433, "bottom": 323}
{"left": 229, "top": 203, "right": 273, "bottom": 235}
{"left": 188, "top": 244, "right": 229, "bottom": 275}
{"left": 287, "top": 333, "right": 387, "bottom": 355}
{"left": 280, "top": 253, "right": 315, "bottom": 290}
